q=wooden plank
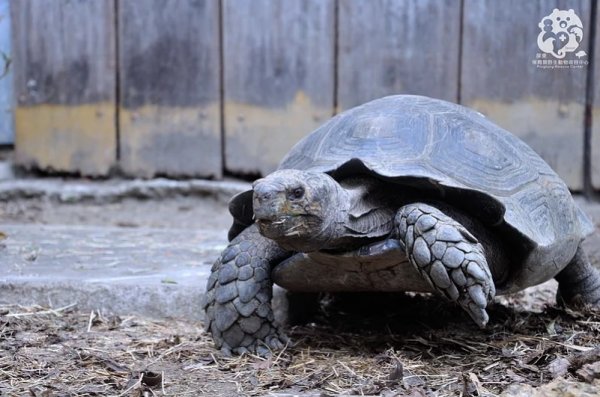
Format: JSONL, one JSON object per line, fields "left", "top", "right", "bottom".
{"left": 11, "top": 0, "right": 116, "bottom": 175}
{"left": 118, "top": 0, "right": 221, "bottom": 178}
{"left": 0, "top": 0, "right": 13, "bottom": 144}
{"left": 592, "top": 7, "right": 600, "bottom": 190}
{"left": 337, "top": 0, "right": 461, "bottom": 110}
{"left": 223, "top": 0, "right": 335, "bottom": 176}
{"left": 461, "top": 0, "right": 591, "bottom": 190}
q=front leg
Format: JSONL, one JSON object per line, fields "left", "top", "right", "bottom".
{"left": 203, "top": 224, "right": 292, "bottom": 356}
{"left": 395, "top": 203, "right": 496, "bottom": 327}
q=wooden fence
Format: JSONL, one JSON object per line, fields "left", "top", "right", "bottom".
{"left": 5, "top": 0, "right": 600, "bottom": 191}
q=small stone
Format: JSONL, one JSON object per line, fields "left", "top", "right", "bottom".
{"left": 412, "top": 237, "right": 431, "bottom": 267}
{"left": 451, "top": 269, "right": 467, "bottom": 286}
{"left": 237, "top": 280, "right": 261, "bottom": 303}
{"left": 422, "top": 229, "right": 437, "bottom": 245}
{"left": 239, "top": 316, "right": 263, "bottom": 334}
{"left": 466, "top": 262, "right": 487, "bottom": 281}
{"left": 431, "top": 242, "right": 447, "bottom": 259}
{"left": 445, "top": 283, "right": 460, "bottom": 301}
{"left": 218, "top": 263, "right": 238, "bottom": 284}
{"left": 215, "top": 302, "right": 239, "bottom": 331}
{"left": 430, "top": 261, "right": 452, "bottom": 288}
{"left": 437, "top": 225, "right": 463, "bottom": 242}
{"left": 468, "top": 285, "right": 488, "bottom": 308}
{"left": 442, "top": 247, "right": 464, "bottom": 268}
{"left": 238, "top": 265, "right": 254, "bottom": 281}
{"left": 416, "top": 215, "right": 437, "bottom": 233}
{"left": 223, "top": 324, "right": 245, "bottom": 346}
{"left": 215, "top": 282, "right": 238, "bottom": 303}
{"left": 405, "top": 226, "right": 415, "bottom": 251}
{"left": 233, "top": 297, "right": 259, "bottom": 317}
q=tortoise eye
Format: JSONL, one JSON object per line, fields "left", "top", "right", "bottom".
{"left": 289, "top": 187, "right": 305, "bottom": 200}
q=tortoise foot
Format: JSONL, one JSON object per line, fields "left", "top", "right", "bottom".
{"left": 204, "top": 225, "right": 290, "bottom": 356}
{"left": 396, "top": 203, "right": 496, "bottom": 327}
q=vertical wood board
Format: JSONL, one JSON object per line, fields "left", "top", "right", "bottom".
{"left": 337, "top": 0, "right": 461, "bottom": 110}
{"left": 11, "top": 0, "right": 116, "bottom": 175}
{"left": 461, "top": 0, "right": 591, "bottom": 190}
{"left": 118, "top": 0, "right": 221, "bottom": 178}
{"left": 223, "top": 0, "right": 335, "bottom": 176}
{"left": 0, "top": 0, "right": 13, "bottom": 144}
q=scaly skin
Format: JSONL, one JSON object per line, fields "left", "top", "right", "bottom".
{"left": 203, "top": 224, "right": 292, "bottom": 356}
{"left": 395, "top": 203, "right": 496, "bottom": 327}
{"left": 556, "top": 246, "right": 600, "bottom": 308}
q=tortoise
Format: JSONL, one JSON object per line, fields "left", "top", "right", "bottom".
{"left": 203, "top": 95, "right": 600, "bottom": 356}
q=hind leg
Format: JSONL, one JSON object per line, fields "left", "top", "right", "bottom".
{"left": 395, "top": 203, "right": 496, "bottom": 327}
{"left": 555, "top": 246, "right": 600, "bottom": 307}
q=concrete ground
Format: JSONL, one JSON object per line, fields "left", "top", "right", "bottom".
{"left": 0, "top": 178, "right": 247, "bottom": 320}
{"left": 1, "top": 177, "right": 600, "bottom": 321}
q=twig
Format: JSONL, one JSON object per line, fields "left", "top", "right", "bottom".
{"left": 87, "top": 310, "right": 95, "bottom": 332}
{"left": 117, "top": 373, "right": 143, "bottom": 397}
{"left": 5, "top": 303, "right": 77, "bottom": 318}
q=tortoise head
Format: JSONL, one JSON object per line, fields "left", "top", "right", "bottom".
{"left": 252, "top": 169, "right": 342, "bottom": 252}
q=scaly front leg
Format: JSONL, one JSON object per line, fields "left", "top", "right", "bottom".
{"left": 395, "top": 203, "right": 496, "bottom": 327}
{"left": 204, "top": 224, "right": 292, "bottom": 356}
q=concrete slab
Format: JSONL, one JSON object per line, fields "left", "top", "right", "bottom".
{"left": 0, "top": 224, "right": 226, "bottom": 320}
{"left": 0, "top": 177, "right": 250, "bottom": 204}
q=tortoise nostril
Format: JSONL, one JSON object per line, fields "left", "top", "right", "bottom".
{"left": 253, "top": 184, "right": 276, "bottom": 203}
{"left": 259, "top": 192, "right": 274, "bottom": 201}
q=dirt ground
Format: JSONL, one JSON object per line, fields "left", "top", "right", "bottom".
{"left": 1, "top": 293, "right": 599, "bottom": 396}
{"left": 1, "top": 195, "right": 600, "bottom": 396}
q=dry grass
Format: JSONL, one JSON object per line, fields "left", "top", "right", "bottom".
{"left": 1, "top": 288, "right": 599, "bottom": 396}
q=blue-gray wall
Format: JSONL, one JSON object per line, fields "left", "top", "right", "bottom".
{"left": 0, "top": 0, "right": 13, "bottom": 144}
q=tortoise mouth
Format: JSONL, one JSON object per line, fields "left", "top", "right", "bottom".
{"left": 256, "top": 216, "right": 292, "bottom": 237}
{"left": 256, "top": 214, "right": 320, "bottom": 240}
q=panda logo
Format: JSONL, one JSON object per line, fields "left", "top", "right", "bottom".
{"left": 537, "top": 9, "right": 584, "bottom": 59}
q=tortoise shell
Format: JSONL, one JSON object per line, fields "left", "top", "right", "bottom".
{"left": 231, "top": 95, "right": 594, "bottom": 291}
